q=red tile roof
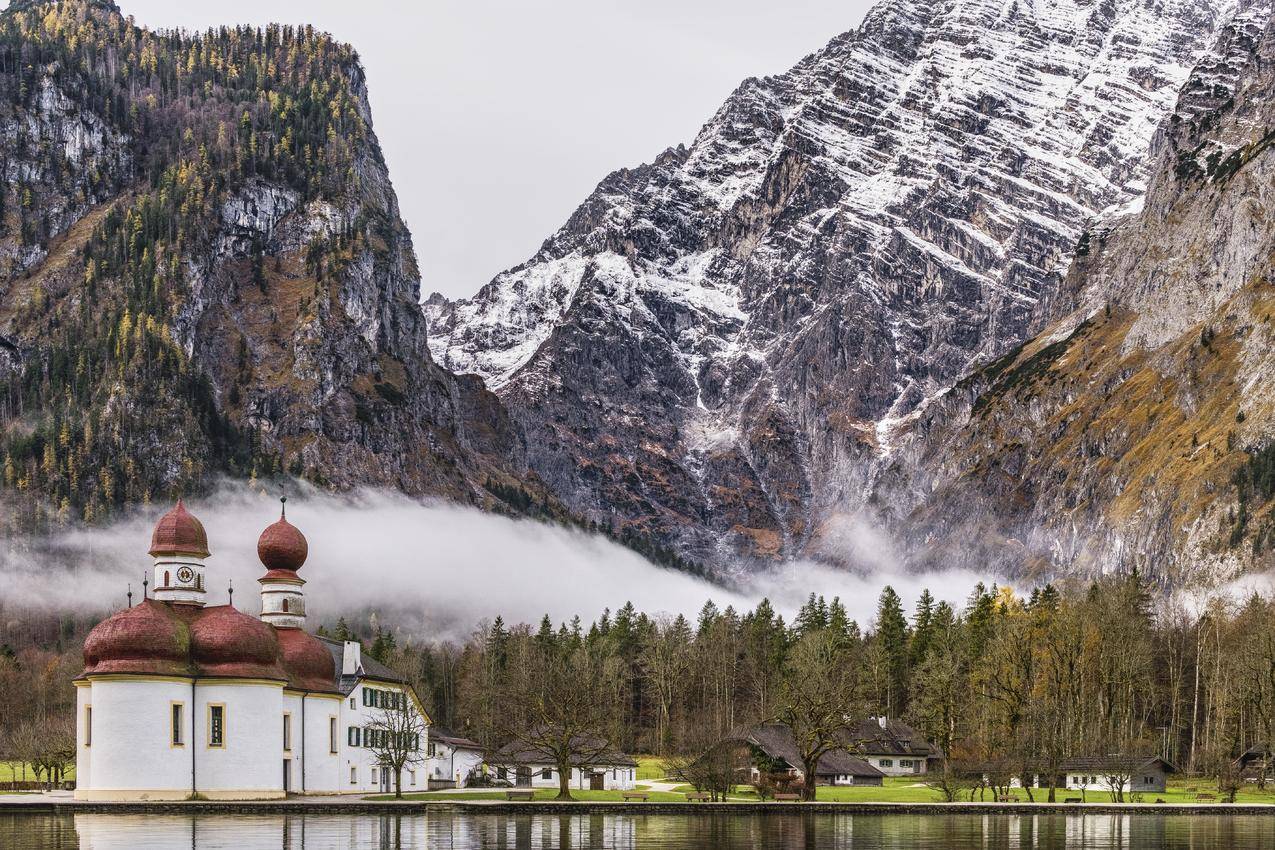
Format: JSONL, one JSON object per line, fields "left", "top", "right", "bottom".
{"left": 81, "top": 599, "right": 339, "bottom": 693}
{"left": 257, "top": 510, "right": 308, "bottom": 573}
{"left": 149, "top": 500, "right": 210, "bottom": 559}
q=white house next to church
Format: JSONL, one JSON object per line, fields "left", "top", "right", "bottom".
{"left": 74, "top": 499, "right": 430, "bottom": 800}
{"left": 427, "top": 727, "right": 485, "bottom": 789}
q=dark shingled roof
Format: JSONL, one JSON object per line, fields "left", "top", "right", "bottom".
{"left": 844, "top": 718, "right": 943, "bottom": 759}
{"left": 1059, "top": 756, "right": 1176, "bottom": 774}
{"left": 735, "top": 723, "right": 884, "bottom": 778}
{"left": 432, "top": 726, "right": 482, "bottom": 751}
{"left": 316, "top": 636, "right": 406, "bottom": 695}
{"left": 489, "top": 728, "right": 636, "bottom": 768}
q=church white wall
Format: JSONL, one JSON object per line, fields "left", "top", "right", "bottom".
{"left": 260, "top": 581, "right": 306, "bottom": 629}
{"left": 77, "top": 679, "right": 193, "bottom": 798}
{"left": 74, "top": 683, "right": 91, "bottom": 791}
{"left": 295, "top": 693, "right": 343, "bottom": 793}
{"left": 151, "top": 555, "right": 207, "bottom": 606}
{"left": 192, "top": 681, "right": 285, "bottom": 799}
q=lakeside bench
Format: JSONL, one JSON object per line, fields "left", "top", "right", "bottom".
{"left": 1063, "top": 797, "right": 1082, "bottom": 803}
{"left": 773, "top": 793, "right": 801, "bottom": 801}
{"left": 504, "top": 790, "right": 535, "bottom": 801}
{"left": 1195, "top": 793, "right": 1217, "bottom": 802}
{"left": 685, "top": 792, "right": 710, "bottom": 802}
{"left": 621, "top": 791, "right": 650, "bottom": 802}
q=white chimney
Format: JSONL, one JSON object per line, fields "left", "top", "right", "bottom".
{"left": 342, "top": 640, "right": 362, "bottom": 676}
{"left": 878, "top": 715, "right": 888, "bottom": 730}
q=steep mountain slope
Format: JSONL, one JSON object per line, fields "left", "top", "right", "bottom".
{"left": 882, "top": 1, "right": 1275, "bottom": 585}
{"left": 427, "top": 0, "right": 1235, "bottom": 569}
{"left": 0, "top": 0, "right": 525, "bottom": 529}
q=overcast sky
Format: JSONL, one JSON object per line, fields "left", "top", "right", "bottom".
{"left": 22, "top": 1, "right": 875, "bottom": 299}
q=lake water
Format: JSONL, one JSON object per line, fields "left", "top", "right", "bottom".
{"left": 4, "top": 810, "right": 1275, "bottom": 849}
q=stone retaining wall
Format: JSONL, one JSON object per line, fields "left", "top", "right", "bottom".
{"left": 6, "top": 799, "right": 1275, "bottom": 816}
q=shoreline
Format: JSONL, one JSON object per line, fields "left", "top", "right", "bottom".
{"left": 6, "top": 798, "right": 1275, "bottom": 816}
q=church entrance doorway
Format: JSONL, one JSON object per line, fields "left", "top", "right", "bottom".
{"left": 282, "top": 759, "right": 291, "bottom": 793}
{"left": 590, "top": 772, "right": 605, "bottom": 791}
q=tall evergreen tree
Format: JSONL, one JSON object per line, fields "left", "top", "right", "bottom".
{"left": 910, "top": 588, "right": 936, "bottom": 666}
{"left": 875, "top": 585, "right": 910, "bottom": 716}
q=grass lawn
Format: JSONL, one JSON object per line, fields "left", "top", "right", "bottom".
{"left": 635, "top": 756, "right": 667, "bottom": 781}
{"left": 0, "top": 761, "right": 74, "bottom": 783}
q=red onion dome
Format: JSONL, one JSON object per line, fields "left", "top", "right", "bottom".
{"left": 188, "top": 606, "right": 286, "bottom": 680}
{"left": 277, "top": 628, "right": 338, "bottom": 692}
{"left": 82, "top": 599, "right": 193, "bottom": 677}
{"left": 257, "top": 500, "right": 307, "bottom": 573}
{"left": 149, "top": 499, "right": 210, "bottom": 559}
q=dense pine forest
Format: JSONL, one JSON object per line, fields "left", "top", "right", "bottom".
{"left": 8, "top": 573, "right": 1275, "bottom": 787}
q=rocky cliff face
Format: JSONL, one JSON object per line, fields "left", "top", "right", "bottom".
{"left": 0, "top": 0, "right": 525, "bottom": 528}
{"left": 882, "top": 1, "right": 1275, "bottom": 585}
{"left": 427, "top": 0, "right": 1236, "bottom": 570}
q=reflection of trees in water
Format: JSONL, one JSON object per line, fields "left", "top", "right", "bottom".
{"left": 33, "top": 811, "right": 1275, "bottom": 849}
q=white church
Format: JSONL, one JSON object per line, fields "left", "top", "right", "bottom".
{"left": 74, "top": 499, "right": 431, "bottom": 800}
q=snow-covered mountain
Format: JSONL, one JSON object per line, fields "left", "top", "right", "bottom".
{"left": 887, "top": 0, "right": 1275, "bottom": 585}
{"left": 426, "top": 0, "right": 1241, "bottom": 571}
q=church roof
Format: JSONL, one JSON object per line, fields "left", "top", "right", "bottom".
{"left": 80, "top": 599, "right": 339, "bottom": 693}
{"left": 149, "top": 500, "right": 210, "bottom": 559}
{"left": 257, "top": 503, "right": 308, "bottom": 573}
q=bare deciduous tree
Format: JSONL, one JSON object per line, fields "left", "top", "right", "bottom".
{"left": 363, "top": 690, "right": 428, "bottom": 799}
{"left": 496, "top": 642, "right": 619, "bottom": 800}
{"left": 663, "top": 728, "right": 750, "bottom": 801}
{"left": 775, "top": 629, "right": 866, "bottom": 801}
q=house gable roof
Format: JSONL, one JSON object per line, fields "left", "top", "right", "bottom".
{"left": 734, "top": 723, "right": 884, "bottom": 778}
{"left": 316, "top": 635, "right": 406, "bottom": 694}
{"left": 432, "top": 726, "right": 482, "bottom": 751}
{"left": 489, "top": 728, "right": 636, "bottom": 768}
{"left": 1059, "top": 756, "right": 1176, "bottom": 774}
{"left": 844, "top": 718, "right": 942, "bottom": 759}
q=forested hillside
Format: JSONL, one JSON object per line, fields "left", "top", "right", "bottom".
{"left": 0, "top": 0, "right": 525, "bottom": 532}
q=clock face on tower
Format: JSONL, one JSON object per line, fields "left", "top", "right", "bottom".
{"left": 176, "top": 566, "right": 194, "bottom": 584}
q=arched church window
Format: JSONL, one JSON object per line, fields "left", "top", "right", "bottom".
{"left": 164, "top": 570, "right": 170, "bottom": 587}
{"left": 282, "top": 598, "right": 290, "bottom": 613}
